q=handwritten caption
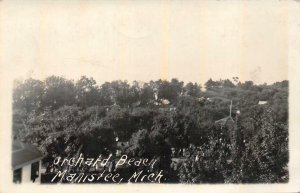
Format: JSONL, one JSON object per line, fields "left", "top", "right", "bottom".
{"left": 51, "top": 154, "right": 164, "bottom": 183}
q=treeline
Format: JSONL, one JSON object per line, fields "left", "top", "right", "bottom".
{"left": 12, "top": 76, "right": 288, "bottom": 183}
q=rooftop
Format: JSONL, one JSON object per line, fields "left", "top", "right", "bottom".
{"left": 215, "top": 116, "right": 235, "bottom": 126}
{"left": 12, "top": 141, "right": 44, "bottom": 170}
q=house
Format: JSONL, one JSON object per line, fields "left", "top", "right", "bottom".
{"left": 215, "top": 116, "right": 235, "bottom": 128}
{"left": 197, "top": 97, "right": 206, "bottom": 102}
{"left": 161, "top": 99, "right": 170, "bottom": 105}
{"left": 258, "top": 101, "right": 268, "bottom": 105}
{"left": 12, "top": 141, "right": 44, "bottom": 183}
{"left": 116, "top": 141, "right": 129, "bottom": 157}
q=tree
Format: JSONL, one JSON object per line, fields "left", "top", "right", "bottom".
{"left": 42, "top": 76, "right": 76, "bottom": 109}
{"left": 104, "top": 107, "right": 136, "bottom": 141}
{"left": 75, "top": 76, "right": 99, "bottom": 107}
{"left": 183, "top": 82, "right": 201, "bottom": 97}
{"left": 126, "top": 129, "right": 151, "bottom": 157}
{"left": 178, "top": 124, "right": 232, "bottom": 183}
{"left": 12, "top": 76, "right": 288, "bottom": 184}
{"left": 205, "top": 78, "right": 220, "bottom": 90}
{"left": 238, "top": 106, "right": 288, "bottom": 183}
{"left": 100, "top": 80, "right": 140, "bottom": 107}
{"left": 126, "top": 127, "right": 173, "bottom": 182}
{"left": 13, "top": 78, "right": 44, "bottom": 112}
{"left": 156, "top": 78, "right": 184, "bottom": 104}
{"left": 79, "top": 124, "right": 115, "bottom": 158}
{"left": 239, "top": 81, "right": 254, "bottom": 90}
{"left": 222, "top": 79, "right": 235, "bottom": 88}
{"left": 12, "top": 108, "right": 29, "bottom": 140}
{"left": 140, "top": 82, "right": 155, "bottom": 106}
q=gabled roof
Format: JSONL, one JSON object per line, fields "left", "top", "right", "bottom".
{"left": 12, "top": 141, "right": 44, "bottom": 170}
{"left": 215, "top": 116, "right": 235, "bottom": 126}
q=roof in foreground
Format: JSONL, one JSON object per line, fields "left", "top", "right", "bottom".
{"left": 12, "top": 141, "right": 44, "bottom": 170}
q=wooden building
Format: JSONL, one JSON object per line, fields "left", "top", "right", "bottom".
{"left": 12, "top": 141, "right": 44, "bottom": 183}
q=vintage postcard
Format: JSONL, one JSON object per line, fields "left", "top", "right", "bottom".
{"left": 0, "top": 0, "right": 300, "bottom": 193}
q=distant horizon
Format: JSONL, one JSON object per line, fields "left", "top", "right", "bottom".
{"left": 13, "top": 74, "right": 288, "bottom": 88}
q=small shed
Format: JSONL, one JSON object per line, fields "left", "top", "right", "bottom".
{"left": 12, "top": 141, "right": 44, "bottom": 183}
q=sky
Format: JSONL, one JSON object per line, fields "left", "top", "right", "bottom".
{"left": 0, "top": 0, "right": 290, "bottom": 85}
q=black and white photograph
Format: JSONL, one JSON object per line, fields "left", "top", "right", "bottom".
{"left": 0, "top": 0, "right": 300, "bottom": 193}
{"left": 11, "top": 76, "right": 289, "bottom": 184}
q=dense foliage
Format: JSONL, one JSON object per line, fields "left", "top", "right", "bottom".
{"left": 13, "top": 76, "right": 288, "bottom": 183}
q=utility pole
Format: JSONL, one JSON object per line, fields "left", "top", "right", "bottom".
{"left": 229, "top": 100, "right": 232, "bottom": 117}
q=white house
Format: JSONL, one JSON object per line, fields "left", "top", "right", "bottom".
{"left": 258, "top": 101, "right": 268, "bottom": 105}
{"left": 12, "top": 141, "right": 44, "bottom": 183}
